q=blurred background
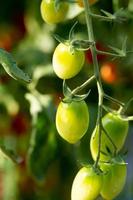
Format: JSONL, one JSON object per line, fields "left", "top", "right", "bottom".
{"left": 0, "top": 0, "right": 133, "bottom": 199}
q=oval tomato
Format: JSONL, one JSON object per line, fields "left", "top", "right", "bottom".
{"left": 71, "top": 166, "right": 103, "bottom": 200}
{"left": 100, "top": 159, "right": 127, "bottom": 199}
{"left": 56, "top": 100, "right": 89, "bottom": 144}
{"left": 53, "top": 43, "right": 85, "bottom": 79}
{"left": 90, "top": 112, "right": 129, "bottom": 162}
{"left": 40, "top": 0, "right": 68, "bottom": 24}
{"left": 77, "top": 0, "right": 98, "bottom": 7}
{"left": 100, "top": 62, "right": 118, "bottom": 84}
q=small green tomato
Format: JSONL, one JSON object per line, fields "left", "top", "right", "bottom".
{"left": 40, "top": 0, "right": 68, "bottom": 24}
{"left": 90, "top": 112, "right": 129, "bottom": 162}
{"left": 53, "top": 43, "right": 85, "bottom": 79}
{"left": 71, "top": 166, "right": 103, "bottom": 200}
{"left": 56, "top": 100, "right": 89, "bottom": 144}
{"left": 100, "top": 159, "right": 127, "bottom": 200}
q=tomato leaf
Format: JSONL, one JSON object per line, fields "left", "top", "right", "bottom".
{"left": 0, "top": 145, "right": 23, "bottom": 164}
{"left": 27, "top": 111, "right": 57, "bottom": 180}
{"left": 0, "top": 48, "right": 31, "bottom": 84}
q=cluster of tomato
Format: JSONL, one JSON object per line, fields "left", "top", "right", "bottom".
{"left": 72, "top": 112, "right": 128, "bottom": 200}
{"left": 40, "top": 0, "right": 129, "bottom": 200}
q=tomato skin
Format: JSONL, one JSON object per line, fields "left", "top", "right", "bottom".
{"left": 100, "top": 62, "right": 118, "bottom": 84}
{"left": 40, "top": 0, "right": 68, "bottom": 24}
{"left": 53, "top": 43, "right": 85, "bottom": 79}
{"left": 71, "top": 166, "right": 103, "bottom": 200}
{"left": 90, "top": 113, "right": 129, "bottom": 162}
{"left": 56, "top": 100, "right": 89, "bottom": 144}
{"left": 77, "top": 0, "right": 98, "bottom": 7}
{"left": 100, "top": 160, "right": 127, "bottom": 200}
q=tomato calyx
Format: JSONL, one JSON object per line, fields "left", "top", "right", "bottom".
{"left": 54, "top": 21, "right": 94, "bottom": 52}
{"left": 62, "top": 80, "right": 91, "bottom": 103}
{"left": 100, "top": 154, "right": 128, "bottom": 168}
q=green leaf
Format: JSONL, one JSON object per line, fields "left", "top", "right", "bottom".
{"left": 0, "top": 145, "right": 23, "bottom": 164}
{"left": 0, "top": 48, "right": 31, "bottom": 84}
{"left": 27, "top": 110, "right": 57, "bottom": 180}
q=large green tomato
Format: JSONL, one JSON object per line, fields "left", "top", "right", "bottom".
{"left": 40, "top": 0, "right": 68, "bottom": 24}
{"left": 56, "top": 100, "right": 89, "bottom": 144}
{"left": 90, "top": 112, "right": 129, "bottom": 161}
{"left": 71, "top": 166, "right": 103, "bottom": 200}
{"left": 52, "top": 43, "right": 85, "bottom": 79}
{"left": 100, "top": 159, "right": 127, "bottom": 199}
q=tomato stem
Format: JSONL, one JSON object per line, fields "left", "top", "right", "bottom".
{"left": 104, "top": 94, "right": 124, "bottom": 107}
{"left": 90, "top": 13, "right": 115, "bottom": 22}
{"left": 96, "top": 50, "right": 126, "bottom": 58}
{"left": 102, "top": 126, "right": 117, "bottom": 156}
{"left": 83, "top": 0, "right": 104, "bottom": 169}
{"left": 71, "top": 75, "right": 95, "bottom": 95}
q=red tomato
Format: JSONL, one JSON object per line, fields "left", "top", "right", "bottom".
{"left": 10, "top": 112, "right": 30, "bottom": 135}
{"left": 100, "top": 62, "right": 118, "bottom": 84}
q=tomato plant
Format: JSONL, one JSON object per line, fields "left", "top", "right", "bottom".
{"left": 56, "top": 100, "right": 89, "bottom": 144}
{"left": 90, "top": 112, "right": 129, "bottom": 161}
{"left": 100, "top": 62, "right": 118, "bottom": 84}
{"left": 100, "top": 159, "right": 127, "bottom": 200}
{"left": 52, "top": 43, "right": 85, "bottom": 79}
{"left": 71, "top": 166, "right": 103, "bottom": 200}
{"left": 40, "top": 0, "right": 68, "bottom": 24}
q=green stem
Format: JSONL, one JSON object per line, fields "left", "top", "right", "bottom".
{"left": 96, "top": 50, "right": 125, "bottom": 58}
{"left": 118, "top": 97, "right": 133, "bottom": 115}
{"left": 104, "top": 94, "right": 124, "bottom": 107}
{"left": 83, "top": 0, "right": 104, "bottom": 168}
{"left": 71, "top": 75, "right": 95, "bottom": 95}
{"left": 90, "top": 13, "right": 115, "bottom": 22}
{"left": 102, "top": 126, "right": 117, "bottom": 156}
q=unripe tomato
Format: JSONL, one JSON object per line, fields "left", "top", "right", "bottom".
{"left": 90, "top": 113, "right": 129, "bottom": 161}
{"left": 53, "top": 43, "right": 85, "bottom": 79}
{"left": 100, "top": 62, "right": 118, "bottom": 84}
{"left": 100, "top": 160, "right": 127, "bottom": 200}
{"left": 71, "top": 166, "right": 103, "bottom": 200}
{"left": 40, "top": 0, "right": 68, "bottom": 24}
{"left": 77, "top": 0, "right": 98, "bottom": 8}
{"left": 56, "top": 100, "right": 89, "bottom": 143}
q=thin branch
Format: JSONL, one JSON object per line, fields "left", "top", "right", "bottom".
{"left": 71, "top": 75, "right": 95, "bottom": 95}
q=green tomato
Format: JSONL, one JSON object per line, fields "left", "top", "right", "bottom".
{"left": 52, "top": 43, "right": 85, "bottom": 79}
{"left": 90, "top": 112, "right": 129, "bottom": 161}
{"left": 100, "top": 159, "right": 127, "bottom": 200}
{"left": 71, "top": 166, "right": 103, "bottom": 200}
{"left": 56, "top": 100, "right": 89, "bottom": 144}
{"left": 40, "top": 0, "right": 68, "bottom": 24}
